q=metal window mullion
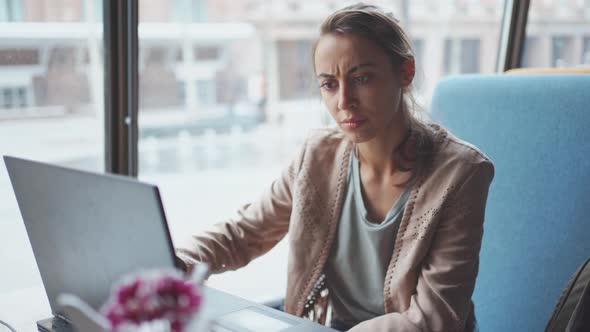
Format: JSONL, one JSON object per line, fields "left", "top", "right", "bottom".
{"left": 497, "top": 0, "right": 531, "bottom": 72}
{"left": 104, "top": 0, "right": 138, "bottom": 176}
{"left": 127, "top": 0, "right": 139, "bottom": 177}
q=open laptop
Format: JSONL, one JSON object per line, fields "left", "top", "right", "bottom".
{"left": 4, "top": 156, "right": 335, "bottom": 332}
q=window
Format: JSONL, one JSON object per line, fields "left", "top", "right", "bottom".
{"left": 461, "top": 39, "right": 481, "bottom": 73}
{"left": 0, "top": 2, "right": 104, "bottom": 326}
{"left": 407, "top": 0, "right": 503, "bottom": 100}
{"left": 195, "top": 46, "right": 220, "bottom": 61}
{"left": 16, "top": 86, "right": 26, "bottom": 107}
{"left": 172, "top": 0, "right": 209, "bottom": 22}
{"left": 411, "top": 38, "right": 424, "bottom": 65}
{"left": 0, "top": 49, "right": 39, "bottom": 65}
{"left": 522, "top": 36, "right": 541, "bottom": 68}
{"left": 191, "top": 0, "right": 209, "bottom": 22}
{"left": 0, "top": 2, "right": 508, "bottom": 324}
{"left": 140, "top": 47, "right": 183, "bottom": 110}
{"left": 196, "top": 79, "right": 216, "bottom": 106}
{"left": 24, "top": 0, "right": 84, "bottom": 22}
{"left": 136, "top": 0, "right": 506, "bottom": 303}
{"left": 0, "top": 0, "right": 23, "bottom": 22}
{"left": 583, "top": 36, "right": 590, "bottom": 65}
{"left": 520, "top": 0, "right": 590, "bottom": 68}
{"left": 0, "top": 86, "right": 28, "bottom": 109}
{"left": 2, "top": 87, "right": 12, "bottom": 108}
{"left": 552, "top": 36, "right": 574, "bottom": 67}
{"left": 444, "top": 38, "right": 481, "bottom": 74}
{"left": 411, "top": 38, "right": 425, "bottom": 89}
{"left": 277, "top": 40, "right": 314, "bottom": 100}
{"left": 412, "top": 39, "right": 424, "bottom": 64}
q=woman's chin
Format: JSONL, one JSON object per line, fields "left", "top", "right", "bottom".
{"left": 342, "top": 130, "right": 375, "bottom": 144}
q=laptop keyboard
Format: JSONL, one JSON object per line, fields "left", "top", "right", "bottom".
{"left": 209, "top": 323, "right": 238, "bottom": 332}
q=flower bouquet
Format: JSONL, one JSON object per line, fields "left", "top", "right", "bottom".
{"left": 57, "top": 265, "right": 209, "bottom": 332}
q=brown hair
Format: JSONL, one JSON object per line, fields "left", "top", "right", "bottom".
{"left": 313, "top": 3, "right": 435, "bottom": 185}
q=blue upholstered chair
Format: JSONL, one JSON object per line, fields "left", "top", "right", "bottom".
{"left": 429, "top": 74, "right": 590, "bottom": 332}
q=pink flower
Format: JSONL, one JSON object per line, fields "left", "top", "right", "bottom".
{"left": 102, "top": 270, "right": 202, "bottom": 332}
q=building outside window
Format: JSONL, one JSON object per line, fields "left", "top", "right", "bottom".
{"left": 460, "top": 39, "right": 480, "bottom": 73}
{"left": 196, "top": 79, "right": 216, "bottom": 106}
{"left": 444, "top": 38, "right": 481, "bottom": 75}
{"left": 277, "top": 39, "right": 314, "bottom": 101}
{"left": 0, "top": 86, "right": 28, "bottom": 109}
{"left": 522, "top": 36, "right": 540, "bottom": 68}
{"left": 582, "top": 36, "right": 590, "bottom": 65}
{"left": 0, "top": 0, "right": 23, "bottom": 22}
{"left": 552, "top": 35, "right": 574, "bottom": 67}
{"left": 411, "top": 38, "right": 424, "bottom": 89}
{"left": 521, "top": 0, "right": 589, "bottom": 68}
{"left": 0, "top": 0, "right": 104, "bottom": 328}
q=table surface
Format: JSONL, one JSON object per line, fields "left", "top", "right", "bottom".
{"left": 0, "top": 286, "right": 51, "bottom": 332}
{"left": 0, "top": 285, "right": 336, "bottom": 332}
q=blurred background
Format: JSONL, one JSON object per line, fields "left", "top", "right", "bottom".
{"left": 0, "top": 0, "right": 589, "bottom": 328}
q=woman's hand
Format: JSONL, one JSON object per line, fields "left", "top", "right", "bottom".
{"left": 175, "top": 255, "right": 189, "bottom": 273}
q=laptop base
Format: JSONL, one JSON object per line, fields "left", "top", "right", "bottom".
{"left": 37, "top": 317, "right": 73, "bottom": 332}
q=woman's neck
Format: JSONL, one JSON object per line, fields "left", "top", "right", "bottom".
{"left": 357, "top": 116, "right": 409, "bottom": 178}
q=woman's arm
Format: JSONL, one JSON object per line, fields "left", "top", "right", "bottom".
{"left": 175, "top": 139, "right": 308, "bottom": 274}
{"left": 350, "top": 160, "right": 495, "bottom": 332}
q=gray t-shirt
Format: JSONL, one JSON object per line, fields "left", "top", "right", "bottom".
{"left": 325, "top": 153, "right": 411, "bottom": 329}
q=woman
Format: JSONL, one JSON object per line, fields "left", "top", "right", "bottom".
{"left": 177, "top": 3, "right": 494, "bottom": 332}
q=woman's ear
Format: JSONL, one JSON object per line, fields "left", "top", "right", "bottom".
{"left": 400, "top": 57, "right": 415, "bottom": 87}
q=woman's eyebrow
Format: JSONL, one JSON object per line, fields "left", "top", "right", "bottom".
{"left": 317, "top": 63, "right": 376, "bottom": 78}
{"left": 348, "top": 63, "right": 376, "bottom": 74}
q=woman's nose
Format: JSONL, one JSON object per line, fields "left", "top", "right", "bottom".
{"left": 337, "top": 83, "right": 357, "bottom": 110}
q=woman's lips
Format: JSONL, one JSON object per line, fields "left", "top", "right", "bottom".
{"left": 341, "top": 118, "right": 366, "bottom": 130}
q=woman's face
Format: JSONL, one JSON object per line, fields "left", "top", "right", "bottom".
{"left": 314, "top": 33, "right": 405, "bottom": 143}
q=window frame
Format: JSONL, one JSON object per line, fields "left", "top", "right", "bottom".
{"left": 104, "top": 0, "right": 139, "bottom": 176}
{"left": 497, "top": 0, "right": 531, "bottom": 71}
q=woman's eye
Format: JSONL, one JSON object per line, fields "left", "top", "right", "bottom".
{"left": 320, "top": 81, "right": 337, "bottom": 90}
{"left": 353, "top": 75, "right": 369, "bottom": 85}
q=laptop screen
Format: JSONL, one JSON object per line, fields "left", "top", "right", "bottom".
{"left": 4, "top": 156, "right": 177, "bottom": 313}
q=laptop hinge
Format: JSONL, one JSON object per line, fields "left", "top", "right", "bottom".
{"left": 55, "top": 313, "right": 71, "bottom": 324}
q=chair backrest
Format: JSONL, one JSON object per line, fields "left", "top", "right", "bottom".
{"left": 429, "top": 74, "right": 590, "bottom": 332}
{"left": 505, "top": 67, "right": 590, "bottom": 74}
